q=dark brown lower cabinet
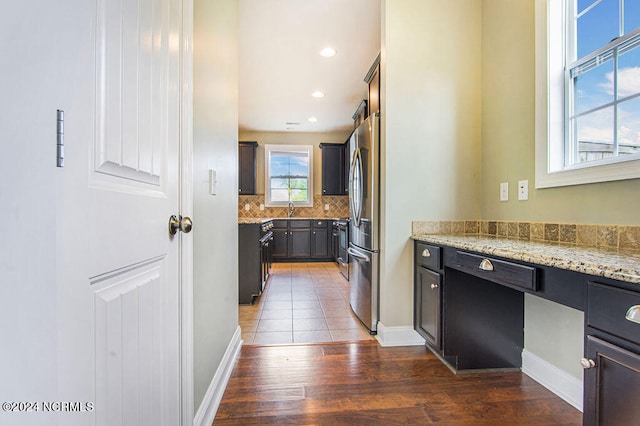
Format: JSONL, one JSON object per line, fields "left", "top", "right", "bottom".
{"left": 271, "top": 219, "right": 332, "bottom": 261}
{"left": 415, "top": 266, "right": 441, "bottom": 349}
{"left": 289, "top": 228, "right": 311, "bottom": 258}
{"left": 583, "top": 335, "right": 640, "bottom": 426}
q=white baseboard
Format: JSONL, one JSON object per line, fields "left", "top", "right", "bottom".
{"left": 521, "top": 349, "right": 583, "bottom": 412}
{"left": 375, "top": 322, "right": 426, "bottom": 347}
{"left": 193, "top": 326, "right": 243, "bottom": 426}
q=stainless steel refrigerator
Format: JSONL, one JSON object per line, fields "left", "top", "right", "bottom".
{"left": 347, "top": 113, "right": 380, "bottom": 334}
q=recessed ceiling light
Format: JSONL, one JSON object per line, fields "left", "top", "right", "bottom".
{"left": 320, "top": 47, "right": 337, "bottom": 57}
{"left": 311, "top": 91, "right": 325, "bottom": 98}
{"left": 308, "top": 117, "right": 318, "bottom": 123}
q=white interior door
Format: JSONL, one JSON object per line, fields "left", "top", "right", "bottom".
{"left": 1, "top": 0, "right": 185, "bottom": 425}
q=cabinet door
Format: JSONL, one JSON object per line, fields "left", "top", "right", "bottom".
{"left": 583, "top": 335, "right": 640, "bottom": 426}
{"left": 271, "top": 229, "right": 288, "bottom": 259}
{"left": 320, "top": 144, "right": 345, "bottom": 195}
{"left": 343, "top": 142, "right": 350, "bottom": 194}
{"left": 415, "top": 266, "right": 441, "bottom": 349}
{"left": 289, "top": 229, "right": 310, "bottom": 258}
{"left": 367, "top": 64, "right": 380, "bottom": 116}
{"left": 312, "top": 227, "right": 329, "bottom": 258}
{"left": 238, "top": 142, "right": 257, "bottom": 195}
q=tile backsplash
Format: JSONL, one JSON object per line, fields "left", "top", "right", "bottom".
{"left": 239, "top": 194, "right": 349, "bottom": 219}
{"left": 412, "top": 220, "right": 640, "bottom": 251}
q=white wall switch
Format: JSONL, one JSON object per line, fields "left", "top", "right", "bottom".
{"left": 518, "top": 180, "right": 529, "bottom": 201}
{"left": 324, "top": 203, "right": 330, "bottom": 211}
{"left": 259, "top": 204, "right": 264, "bottom": 211}
{"left": 244, "top": 204, "right": 250, "bottom": 211}
{"left": 208, "top": 169, "right": 217, "bottom": 195}
{"left": 500, "top": 182, "right": 509, "bottom": 201}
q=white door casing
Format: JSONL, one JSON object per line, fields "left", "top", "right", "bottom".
{"left": 1, "top": 0, "right": 187, "bottom": 424}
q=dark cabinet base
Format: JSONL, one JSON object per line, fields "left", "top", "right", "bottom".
{"left": 583, "top": 335, "right": 640, "bottom": 426}
{"left": 443, "top": 268, "right": 524, "bottom": 371}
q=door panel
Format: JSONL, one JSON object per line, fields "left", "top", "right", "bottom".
{"left": 584, "top": 336, "right": 640, "bottom": 426}
{"left": 94, "top": 259, "right": 164, "bottom": 426}
{"left": 56, "top": 0, "right": 182, "bottom": 424}
{"left": 94, "top": 0, "right": 168, "bottom": 186}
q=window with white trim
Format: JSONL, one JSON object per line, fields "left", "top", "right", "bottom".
{"left": 264, "top": 144, "right": 313, "bottom": 207}
{"left": 535, "top": 0, "right": 640, "bottom": 187}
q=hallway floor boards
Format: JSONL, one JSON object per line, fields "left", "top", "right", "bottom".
{"left": 226, "top": 261, "right": 582, "bottom": 424}
{"left": 215, "top": 341, "right": 582, "bottom": 425}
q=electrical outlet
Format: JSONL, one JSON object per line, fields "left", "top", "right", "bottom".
{"left": 244, "top": 204, "right": 250, "bottom": 211}
{"left": 500, "top": 182, "right": 509, "bottom": 201}
{"left": 259, "top": 204, "right": 265, "bottom": 211}
{"left": 324, "top": 204, "right": 330, "bottom": 211}
{"left": 518, "top": 180, "right": 529, "bottom": 201}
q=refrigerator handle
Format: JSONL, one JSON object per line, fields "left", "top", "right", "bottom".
{"left": 349, "top": 149, "right": 363, "bottom": 226}
{"left": 347, "top": 247, "right": 370, "bottom": 263}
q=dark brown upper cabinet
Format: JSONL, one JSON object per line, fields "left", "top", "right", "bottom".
{"left": 364, "top": 53, "right": 380, "bottom": 118}
{"left": 238, "top": 141, "right": 258, "bottom": 195}
{"left": 320, "top": 143, "right": 346, "bottom": 196}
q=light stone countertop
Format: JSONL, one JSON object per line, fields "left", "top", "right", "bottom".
{"left": 411, "top": 234, "right": 640, "bottom": 285}
{"left": 238, "top": 218, "right": 273, "bottom": 225}
{"left": 238, "top": 217, "right": 347, "bottom": 225}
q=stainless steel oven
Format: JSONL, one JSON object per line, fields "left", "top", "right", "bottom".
{"left": 336, "top": 220, "right": 349, "bottom": 280}
{"left": 259, "top": 221, "right": 273, "bottom": 290}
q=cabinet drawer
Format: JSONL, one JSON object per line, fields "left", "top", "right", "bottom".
{"left": 272, "top": 220, "right": 288, "bottom": 229}
{"left": 290, "top": 220, "right": 310, "bottom": 228}
{"left": 312, "top": 220, "right": 328, "bottom": 228}
{"left": 415, "top": 242, "right": 441, "bottom": 270}
{"left": 456, "top": 251, "right": 537, "bottom": 291}
{"left": 588, "top": 282, "right": 640, "bottom": 345}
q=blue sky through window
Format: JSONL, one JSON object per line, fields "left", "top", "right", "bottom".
{"left": 270, "top": 152, "right": 308, "bottom": 177}
{"left": 572, "top": 0, "right": 640, "bottom": 161}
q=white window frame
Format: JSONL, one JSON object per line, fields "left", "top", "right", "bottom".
{"left": 264, "top": 144, "right": 314, "bottom": 207}
{"left": 535, "top": 0, "right": 640, "bottom": 188}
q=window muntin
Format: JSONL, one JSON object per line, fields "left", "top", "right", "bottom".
{"left": 567, "top": 0, "right": 640, "bottom": 168}
{"left": 264, "top": 145, "right": 313, "bottom": 207}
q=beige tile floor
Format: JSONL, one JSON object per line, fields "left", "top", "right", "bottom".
{"left": 239, "top": 262, "right": 375, "bottom": 345}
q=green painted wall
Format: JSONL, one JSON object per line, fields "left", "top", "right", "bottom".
{"left": 481, "top": 0, "right": 640, "bottom": 226}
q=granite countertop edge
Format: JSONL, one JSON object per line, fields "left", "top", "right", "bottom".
{"left": 411, "top": 234, "right": 640, "bottom": 285}
{"left": 238, "top": 217, "right": 348, "bottom": 225}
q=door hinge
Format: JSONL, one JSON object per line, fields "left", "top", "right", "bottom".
{"left": 57, "top": 109, "right": 64, "bottom": 167}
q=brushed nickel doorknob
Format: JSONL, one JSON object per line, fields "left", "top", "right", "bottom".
{"left": 169, "top": 215, "right": 193, "bottom": 235}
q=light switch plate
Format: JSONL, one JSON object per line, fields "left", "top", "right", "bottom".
{"left": 259, "top": 204, "right": 265, "bottom": 211}
{"left": 324, "top": 204, "right": 330, "bottom": 211}
{"left": 209, "top": 169, "right": 217, "bottom": 195}
{"left": 500, "top": 182, "right": 509, "bottom": 201}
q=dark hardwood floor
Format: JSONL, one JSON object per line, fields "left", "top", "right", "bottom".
{"left": 214, "top": 341, "right": 582, "bottom": 425}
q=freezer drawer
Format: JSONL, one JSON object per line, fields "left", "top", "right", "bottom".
{"left": 348, "top": 243, "right": 379, "bottom": 334}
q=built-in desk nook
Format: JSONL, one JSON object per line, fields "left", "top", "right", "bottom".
{"left": 411, "top": 233, "right": 640, "bottom": 425}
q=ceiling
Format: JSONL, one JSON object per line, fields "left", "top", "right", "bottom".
{"left": 238, "top": 0, "right": 381, "bottom": 134}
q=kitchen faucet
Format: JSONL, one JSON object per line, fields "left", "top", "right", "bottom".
{"left": 287, "top": 201, "right": 295, "bottom": 218}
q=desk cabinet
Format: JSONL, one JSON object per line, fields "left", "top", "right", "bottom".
{"left": 583, "top": 282, "right": 640, "bottom": 425}
{"left": 413, "top": 238, "right": 640, "bottom": 425}
{"left": 415, "top": 266, "right": 441, "bottom": 349}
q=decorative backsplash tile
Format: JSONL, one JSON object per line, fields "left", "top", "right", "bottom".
{"left": 238, "top": 194, "right": 349, "bottom": 219}
{"left": 412, "top": 220, "right": 640, "bottom": 251}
